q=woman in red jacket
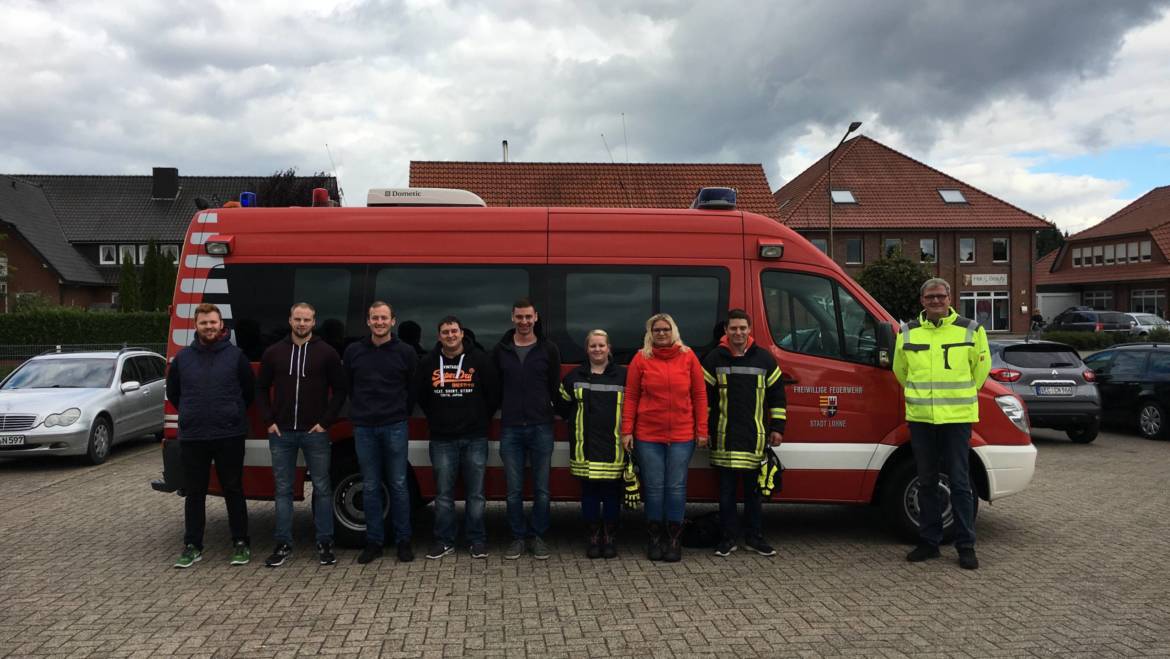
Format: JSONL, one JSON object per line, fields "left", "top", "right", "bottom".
{"left": 621, "top": 313, "right": 708, "bottom": 562}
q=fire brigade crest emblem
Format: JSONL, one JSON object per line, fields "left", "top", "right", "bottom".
{"left": 819, "top": 395, "right": 838, "bottom": 418}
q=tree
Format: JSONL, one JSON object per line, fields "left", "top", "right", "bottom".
{"left": 139, "top": 239, "right": 161, "bottom": 311}
{"left": 118, "top": 254, "right": 140, "bottom": 312}
{"left": 856, "top": 248, "right": 934, "bottom": 322}
{"left": 1036, "top": 223, "right": 1066, "bottom": 259}
{"left": 257, "top": 168, "right": 338, "bottom": 207}
{"left": 158, "top": 245, "right": 178, "bottom": 304}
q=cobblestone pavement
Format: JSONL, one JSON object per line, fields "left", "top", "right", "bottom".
{"left": 1, "top": 428, "right": 1168, "bottom": 658}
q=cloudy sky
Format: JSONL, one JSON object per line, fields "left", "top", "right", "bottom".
{"left": 3, "top": 0, "right": 1168, "bottom": 233}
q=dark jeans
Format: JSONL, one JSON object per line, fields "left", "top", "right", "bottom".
{"left": 354, "top": 421, "right": 411, "bottom": 545}
{"left": 269, "top": 430, "right": 333, "bottom": 546}
{"left": 580, "top": 478, "right": 621, "bottom": 523}
{"left": 180, "top": 437, "right": 249, "bottom": 549}
{"left": 909, "top": 422, "right": 976, "bottom": 549}
{"left": 499, "top": 423, "right": 554, "bottom": 539}
{"left": 717, "top": 467, "right": 762, "bottom": 540}
{"left": 634, "top": 439, "right": 695, "bottom": 523}
{"left": 429, "top": 436, "right": 488, "bottom": 546}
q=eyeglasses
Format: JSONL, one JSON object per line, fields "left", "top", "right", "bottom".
{"left": 651, "top": 327, "right": 673, "bottom": 334}
{"left": 923, "top": 294, "right": 949, "bottom": 301}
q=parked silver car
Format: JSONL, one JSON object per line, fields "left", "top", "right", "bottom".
{"left": 0, "top": 349, "right": 166, "bottom": 464}
{"left": 1125, "top": 312, "right": 1169, "bottom": 337}
{"left": 988, "top": 340, "right": 1101, "bottom": 443}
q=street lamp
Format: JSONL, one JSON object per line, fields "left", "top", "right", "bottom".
{"left": 827, "top": 121, "right": 862, "bottom": 261}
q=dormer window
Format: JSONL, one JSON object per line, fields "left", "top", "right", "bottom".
{"left": 939, "top": 189, "right": 967, "bottom": 203}
{"left": 830, "top": 190, "right": 856, "bottom": 204}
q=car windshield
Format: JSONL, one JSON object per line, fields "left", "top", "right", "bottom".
{"left": 1, "top": 358, "right": 116, "bottom": 389}
{"left": 1001, "top": 345, "right": 1082, "bottom": 368}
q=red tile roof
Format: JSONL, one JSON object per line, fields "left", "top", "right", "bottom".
{"left": 774, "top": 135, "right": 1051, "bottom": 230}
{"left": 1068, "top": 186, "right": 1170, "bottom": 259}
{"left": 1034, "top": 256, "right": 1170, "bottom": 286}
{"left": 409, "top": 162, "right": 780, "bottom": 220}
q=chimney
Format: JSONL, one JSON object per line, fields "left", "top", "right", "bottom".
{"left": 502, "top": 140, "right": 509, "bottom": 163}
{"left": 151, "top": 167, "right": 179, "bottom": 200}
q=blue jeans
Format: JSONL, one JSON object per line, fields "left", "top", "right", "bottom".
{"left": 269, "top": 430, "right": 334, "bottom": 545}
{"left": 635, "top": 440, "right": 695, "bottom": 523}
{"left": 717, "top": 467, "right": 762, "bottom": 540}
{"left": 580, "top": 478, "right": 621, "bottom": 523}
{"left": 499, "top": 423, "right": 554, "bottom": 540}
{"left": 429, "top": 436, "right": 488, "bottom": 546}
{"left": 909, "top": 422, "right": 976, "bottom": 549}
{"left": 354, "top": 421, "right": 411, "bottom": 545}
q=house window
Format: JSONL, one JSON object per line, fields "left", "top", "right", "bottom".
{"left": 992, "top": 237, "right": 1009, "bottom": 262}
{"left": 845, "top": 238, "right": 863, "bottom": 264}
{"left": 160, "top": 245, "right": 181, "bottom": 264}
{"left": 939, "top": 189, "right": 967, "bottom": 203}
{"left": 1104, "top": 244, "right": 1115, "bottom": 265}
{"left": 958, "top": 291, "right": 1010, "bottom": 331}
{"left": 1141, "top": 240, "right": 1152, "bottom": 262}
{"left": 919, "top": 239, "right": 936, "bottom": 263}
{"left": 1128, "top": 242, "right": 1139, "bottom": 263}
{"left": 1072, "top": 248, "right": 1082, "bottom": 267}
{"left": 883, "top": 238, "right": 901, "bottom": 257}
{"left": 1131, "top": 289, "right": 1166, "bottom": 316}
{"left": 118, "top": 245, "right": 137, "bottom": 265}
{"left": 138, "top": 245, "right": 151, "bottom": 264}
{"left": 810, "top": 238, "right": 828, "bottom": 254}
{"left": 830, "top": 190, "right": 857, "bottom": 204}
{"left": 99, "top": 245, "right": 118, "bottom": 265}
{"left": 1093, "top": 245, "right": 1104, "bottom": 266}
{"left": 959, "top": 238, "right": 975, "bottom": 264}
{"left": 1116, "top": 243, "right": 1126, "bottom": 264}
{"left": 0, "top": 257, "right": 7, "bottom": 279}
{"left": 1083, "top": 290, "right": 1112, "bottom": 310}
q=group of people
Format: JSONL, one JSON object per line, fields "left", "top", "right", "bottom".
{"left": 167, "top": 276, "right": 987, "bottom": 571}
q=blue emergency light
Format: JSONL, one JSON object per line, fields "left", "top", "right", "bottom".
{"left": 239, "top": 191, "right": 257, "bottom": 207}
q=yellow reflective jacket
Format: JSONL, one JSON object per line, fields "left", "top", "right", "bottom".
{"left": 892, "top": 308, "right": 990, "bottom": 424}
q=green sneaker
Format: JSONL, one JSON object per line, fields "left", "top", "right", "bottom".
{"left": 229, "top": 541, "right": 251, "bottom": 566}
{"left": 174, "top": 544, "right": 202, "bottom": 569}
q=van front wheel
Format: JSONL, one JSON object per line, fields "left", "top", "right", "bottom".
{"left": 881, "top": 457, "right": 972, "bottom": 543}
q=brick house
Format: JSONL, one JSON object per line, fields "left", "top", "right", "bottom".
{"left": 773, "top": 135, "right": 1053, "bottom": 332}
{"left": 1035, "top": 186, "right": 1170, "bottom": 320}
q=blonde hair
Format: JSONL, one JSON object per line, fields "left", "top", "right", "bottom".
{"left": 641, "top": 313, "right": 689, "bottom": 358}
{"left": 585, "top": 329, "right": 611, "bottom": 362}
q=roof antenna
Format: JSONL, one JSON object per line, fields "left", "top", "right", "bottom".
{"left": 325, "top": 143, "right": 344, "bottom": 205}
{"left": 601, "top": 133, "right": 631, "bottom": 207}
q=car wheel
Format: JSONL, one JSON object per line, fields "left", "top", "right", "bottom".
{"left": 84, "top": 417, "right": 113, "bottom": 465}
{"left": 1066, "top": 419, "right": 1099, "bottom": 444}
{"left": 1137, "top": 401, "right": 1168, "bottom": 440}
{"left": 881, "top": 457, "right": 963, "bottom": 542}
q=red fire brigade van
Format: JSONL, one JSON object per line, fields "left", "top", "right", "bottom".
{"left": 153, "top": 187, "right": 1036, "bottom": 547}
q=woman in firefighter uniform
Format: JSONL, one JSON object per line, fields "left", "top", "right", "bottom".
{"left": 702, "top": 309, "right": 786, "bottom": 557}
{"left": 556, "top": 329, "right": 627, "bottom": 558}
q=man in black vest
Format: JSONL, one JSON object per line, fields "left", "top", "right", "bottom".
{"left": 166, "top": 303, "right": 256, "bottom": 568}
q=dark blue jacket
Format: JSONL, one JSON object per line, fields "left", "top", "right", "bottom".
{"left": 492, "top": 329, "right": 561, "bottom": 427}
{"left": 166, "top": 336, "right": 256, "bottom": 441}
{"left": 343, "top": 335, "right": 418, "bottom": 427}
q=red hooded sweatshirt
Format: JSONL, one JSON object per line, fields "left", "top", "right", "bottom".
{"left": 621, "top": 344, "right": 708, "bottom": 443}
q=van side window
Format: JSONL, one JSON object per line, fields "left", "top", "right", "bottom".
{"left": 374, "top": 267, "right": 530, "bottom": 347}
{"left": 566, "top": 273, "right": 652, "bottom": 357}
{"left": 660, "top": 276, "right": 720, "bottom": 351}
{"left": 761, "top": 270, "right": 879, "bottom": 365}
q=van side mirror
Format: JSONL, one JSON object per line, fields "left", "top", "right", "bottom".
{"left": 876, "top": 323, "right": 896, "bottom": 368}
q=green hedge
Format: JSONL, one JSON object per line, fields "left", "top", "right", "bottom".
{"left": 0, "top": 309, "right": 169, "bottom": 344}
{"left": 1038, "top": 330, "right": 1129, "bottom": 350}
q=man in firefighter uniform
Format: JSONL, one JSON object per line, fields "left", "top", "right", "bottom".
{"left": 702, "top": 309, "right": 786, "bottom": 557}
{"left": 893, "top": 278, "right": 990, "bottom": 570}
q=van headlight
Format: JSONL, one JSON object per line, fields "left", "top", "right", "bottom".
{"left": 43, "top": 408, "right": 82, "bottom": 428}
{"left": 995, "top": 395, "right": 1029, "bottom": 434}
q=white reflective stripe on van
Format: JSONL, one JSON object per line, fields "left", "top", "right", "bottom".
{"left": 197, "top": 212, "right": 218, "bottom": 224}
{"left": 185, "top": 255, "right": 223, "bottom": 269}
{"left": 176, "top": 303, "right": 232, "bottom": 319}
{"left": 171, "top": 329, "right": 236, "bottom": 346}
{"left": 180, "top": 278, "right": 228, "bottom": 294}
{"left": 189, "top": 232, "right": 215, "bottom": 245}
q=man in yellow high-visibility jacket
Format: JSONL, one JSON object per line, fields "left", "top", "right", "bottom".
{"left": 893, "top": 278, "right": 990, "bottom": 570}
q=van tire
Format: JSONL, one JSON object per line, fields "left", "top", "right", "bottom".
{"left": 1137, "top": 401, "right": 1168, "bottom": 440}
{"left": 329, "top": 453, "right": 424, "bottom": 549}
{"left": 881, "top": 457, "right": 963, "bottom": 543}
{"left": 1066, "top": 419, "right": 1099, "bottom": 443}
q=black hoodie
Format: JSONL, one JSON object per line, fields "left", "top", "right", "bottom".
{"left": 413, "top": 340, "right": 500, "bottom": 439}
{"left": 492, "top": 329, "right": 561, "bottom": 427}
{"left": 256, "top": 334, "right": 348, "bottom": 432}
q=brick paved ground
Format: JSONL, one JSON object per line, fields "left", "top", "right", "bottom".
{"left": 1, "top": 429, "right": 1168, "bottom": 658}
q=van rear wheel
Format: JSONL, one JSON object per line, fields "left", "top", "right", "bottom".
{"left": 329, "top": 453, "right": 424, "bottom": 549}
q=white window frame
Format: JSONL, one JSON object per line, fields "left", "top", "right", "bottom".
{"left": 810, "top": 238, "right": 828, "bottom": 254}
{"left": 845, "top": 237, "right": 863, "bottom": 265}
{"left": 959, "top": 237, "right": 975, "bottom": 264}
{"left": 1116, "top": 243, "right": 1126, "bottom": 264}
{"left": 1104, "top": 244, "right": 1115, "bottom": 265}
{"left": 992, "top": 237, "right": 1010, "bottom": 263}
{"left": 1141, "top": 240, "right": 1152, "bottom": 262}
{"left": 958, "top": 290, "right": 1010, "bottom": 331}
{"left": 1129, "top": 241, "right": 1139, "bottom": 263}
{"left": 883, "top": 238, "right": 901, "bottom": 256}
{"left": 118, "top": 245, "right": 137, "bottom": 265}
{"left": 919, "top": 238, "right": 937, "bottom": 263}
{"left": 1083, "top": 290, "right": 1112, "bottom": 310}
{"left": 939, "top": 189, "right": 967, "bottom": 203}
{"left": 160, "top": 244, "right": 181, "bottom": 263}
{"left": 99, "top": 245, "right": 118, "bottom": 265}
{"left": 1093, "top": 245, "right": 1104, "bottom": 266}
{"left": 1072, "top": 247, "right": 1082, "bottom": 268}
{"left": 830, "top": 190, "right": 857, "bottom": 204}
{"left": 1131, "top": 289, "right": 1166, "bottom": 315}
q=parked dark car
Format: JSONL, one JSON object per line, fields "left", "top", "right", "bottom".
{"left": 1082, "top": 343, "right": 1170, "bottom": 439}
{"left": 1047, "top": 308, "right": 1135, "bottom": 334}
{"left": 988, "top": 340, "right": 1100, "bottom": 442}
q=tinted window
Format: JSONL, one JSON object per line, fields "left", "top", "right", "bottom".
{"left": 120, "top": 358, "right": 141, "bottom": 383}
{"left": 1001, "top": 346, "right": 1081, "bottom": 368}
{"left": 3, "top": 359, "right": 116, "bottom": 389}
{"left": 1110, "top": 351, "right": 1148, "bottom": 378}
{"left": 130, "top": 355, "right": 165, "bottom": 383}
{"left": 660, "top": 276, "right": 720, "bottom": 350}
{"left": 761, "top": 270, "right": 880, "bottom": 365}
{"left": 566, "top": 273, "right": 651, "bottom": 356}
{"left": 1147, "top": 351, "right": 1170, "bottom": 378}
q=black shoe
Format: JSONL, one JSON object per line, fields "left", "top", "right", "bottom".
{"left": 317, "top": 542, "right": 336, "bottom": 566}
{"left": 357, "top": 543, "right": 383, "bottom": 564}
{"left": 646, "top": 522, "right": 663, "bottom": 561}
{"left": 714, "top": 538, "right": 737, "bottom": 557}
{"left": 586, "top": 523, "right": 603, "bottom": 559}
{"left": 906, "top": 544, "right": 941, "bottom": 562}
{"left": 264, "top": 543, "right": 292, "bottom": 568}
{"left": 397, "top": 540, "right": 414, "bottom": 563}
{"left": 662, "top": 522, "right": 683, "bottom": 563}
{"left": 958, "top": 548, "right": 979, "bottom": 570}
{"left": 426, "top": 542, "right": 455, "bottom": 560}
{"left": 744, "top": 536, "right": 776, "bottom": 557}
{"left": 601, "top": 523, "right": 617, "bottom": 559}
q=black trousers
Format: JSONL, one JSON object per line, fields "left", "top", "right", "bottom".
{"left": 180, "top": 437, "right": 249, "bottom": 549}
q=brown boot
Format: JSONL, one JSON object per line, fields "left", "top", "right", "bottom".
{"left": 646, "top": 522, "right": 663, "bottom": 561}
{"left": 586, "top": 523, "right": 603, "bottom": 559}
{"left": 601, "top": 522, "right": 617, "bottom": 559}
{"left": 662, "top": 522, "right": 683, "bottom": 562}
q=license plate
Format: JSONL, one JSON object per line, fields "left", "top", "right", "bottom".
{"left": 0, "top": 435, "right": 26, "bottom": 446}
{"left": 1036, "top": 386, "right": 1074, "bottom": 396}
